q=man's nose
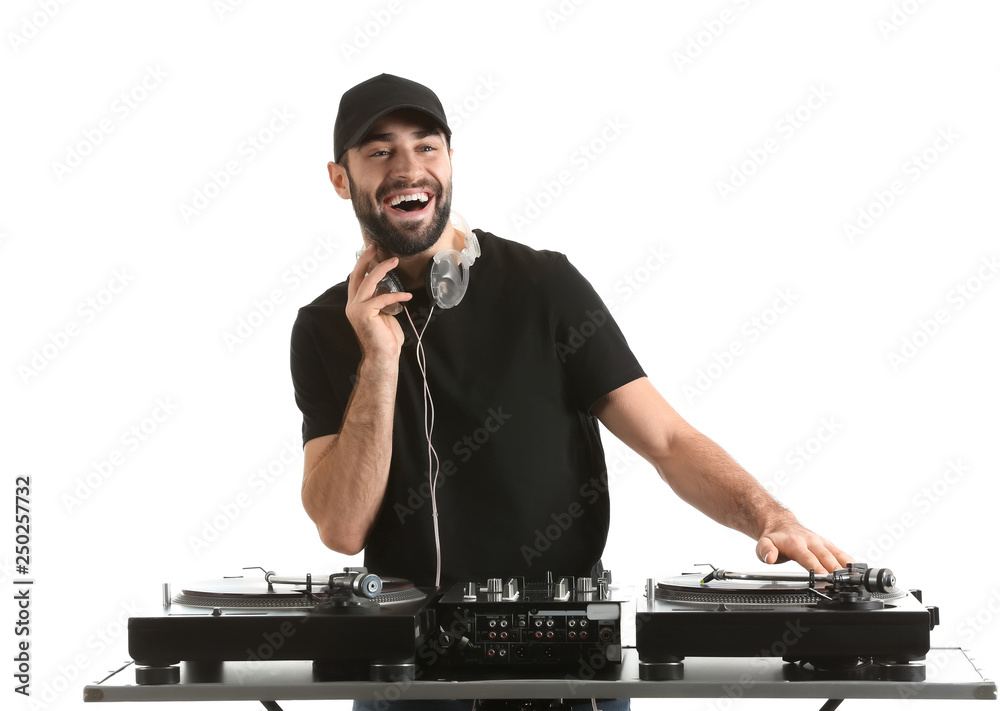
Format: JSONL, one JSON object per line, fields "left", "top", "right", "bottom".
{"left": 388, "top": 151, "right": 421, "bottom": 181}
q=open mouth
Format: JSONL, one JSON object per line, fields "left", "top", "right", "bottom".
{"left": 386, "top": 191, "right": 432, "bottom": 214}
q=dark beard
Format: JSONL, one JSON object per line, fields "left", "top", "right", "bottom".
{"left": 347, "top": 172, "right": 453, "bottom": 257}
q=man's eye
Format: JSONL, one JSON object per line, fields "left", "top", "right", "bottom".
{"left": 371, "top": 149, "right": 389, "bottom": 157}
{"left": 417, "top": 145, "right": 436, "bottom": 152}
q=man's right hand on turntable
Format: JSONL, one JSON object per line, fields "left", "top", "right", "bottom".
{"left": 755, "top": 513, "right": 854, "bottom": 575}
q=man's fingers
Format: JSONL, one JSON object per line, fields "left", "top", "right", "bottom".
{"left": 815, "top": 541, "right": 850, "bottom": 575}
{"left": 825, "top": 541, "right": 855, "bottom": 568}
{"left": 365, "top": 257, "right": 402, "bottom": 297}
{"left": 777, "top": 536, "right": 824, "bottom": 573}
{"left": 756, "top": 536, "right": 778, "bottom": 564}
{"left": 759, "top": 527, "right": 855, "bottom": 576}
{"left": 813, "top": 551, "right": 838, "bottom": 576}
{"left": 347, "top": 244, "right": 377, "bottom": 299}
{"left": 795, "top": 533, "right": 834, "bottom": 575}
{"left": 351, "top": 252, "right": 400, "bottom": 305}
{"left": 793, "top": 548, "right": 826, "bottom": 575}
{"left": 365, "top": 290, "right": 413, "bottom": 315}
{"left": 760, "top": 533, "right": 823, "bottom": 573}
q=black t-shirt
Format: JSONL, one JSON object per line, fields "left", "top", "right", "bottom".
{"left": 290, "top": 231, "right": 645, "bottom": 587}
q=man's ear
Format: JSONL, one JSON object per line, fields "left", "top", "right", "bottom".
{"left": 328, "top": 161, "right": 351, "bottom": 200}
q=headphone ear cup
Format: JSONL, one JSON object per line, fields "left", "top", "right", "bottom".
{"left": 374, "top": 269, "right": 406, "bottom": 315}
{"left": 423, "top": 217, "right": 478, "bottom": 310}
{"left": 383, "top": 270, "right": 405, "bottom": 294}
{"left": 427, "top": 251, "right": 469, "bottom": 309}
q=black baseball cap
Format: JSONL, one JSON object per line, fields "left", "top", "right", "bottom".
{"left": 333, "top": 74, "right": 451, "bottom": 163}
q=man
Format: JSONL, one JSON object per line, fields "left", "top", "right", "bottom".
{"left": 291, "top": 73, "right": 851, "bottom": 594}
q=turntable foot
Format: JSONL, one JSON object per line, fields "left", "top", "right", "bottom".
{"left": 880, "top": 661, "right": 926, "bottom": 682}
{"left": 135, "top": 665, "right": 180, "bottom": 685}
{"left": 370, "top": 660, "right": 417, "bottom": 682}
{"left": 638, "top": 660, "right": 683, "bottom": 680}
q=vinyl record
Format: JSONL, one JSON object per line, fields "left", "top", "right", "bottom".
{"left": 654, "top": 573, "right": 905, "bottom": 606}
{"left": 174, "top": 574, "right": 424, "bottom": 609}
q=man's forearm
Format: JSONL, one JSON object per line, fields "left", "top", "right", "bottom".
{"left": 594, "top": 378, "right": 850, "bottom": 571}
{"left": 659, "top": 426, "right": 795, "bottom": 540}
{"left": 301, "top": 355, "right": 399, "bottom": 554}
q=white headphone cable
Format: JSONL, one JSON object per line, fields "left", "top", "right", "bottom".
{"left": 403, "top": 303, "right": 442, "bottom": 588}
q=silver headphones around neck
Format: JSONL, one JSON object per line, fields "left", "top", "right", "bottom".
{"left": 364, "top": 212, "right": 480, "bottom": 313}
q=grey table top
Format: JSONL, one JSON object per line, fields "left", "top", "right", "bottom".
{"left": 83, "top": 647, "right": 997, "bottom": 704}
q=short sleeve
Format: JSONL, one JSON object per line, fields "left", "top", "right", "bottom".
{"left": 289, "top": 306, "right": 357, "bottom": 445}
{"left": 547, "top": 255, "right": 646, "bottom": 412}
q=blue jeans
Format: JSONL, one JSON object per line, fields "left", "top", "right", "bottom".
{"left": 352, "top": 700, "right": 630, "bottom": 711}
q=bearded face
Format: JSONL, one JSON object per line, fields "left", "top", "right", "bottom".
{"left": 346, "top": 168, "right": 453, "bottom": 257}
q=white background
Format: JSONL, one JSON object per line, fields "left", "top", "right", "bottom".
{"left": 2, "top": 1, "right": 998, "bottom": 710}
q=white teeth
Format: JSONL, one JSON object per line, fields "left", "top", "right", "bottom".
{"left": 389, "top": 192, "right": 430, "bottom": 207}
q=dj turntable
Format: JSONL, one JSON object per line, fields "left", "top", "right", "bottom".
{"left": 127, "top": 567, "right": 434, "bottom": 684}
{"left": 636, "top": 562, "right": 939, "bottom": 682}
